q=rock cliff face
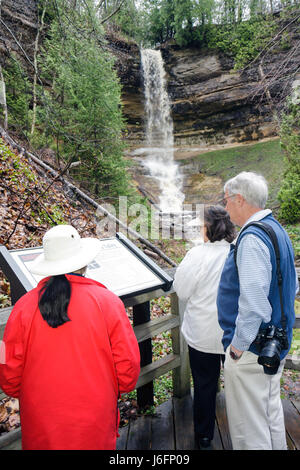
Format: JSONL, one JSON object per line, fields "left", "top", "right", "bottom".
{"left": 119, "top": 36, "right": 299, "bottom": 152}
{"left": 120, "top": 44, "right": 279, "bottom": 150}
{"left": 161, "top": 46, "right": 276, "bottom": 148}
{"left": 105, "top": 35, "right": 144, "bottom": 142}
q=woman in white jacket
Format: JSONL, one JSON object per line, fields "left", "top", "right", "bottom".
{"left": 173, "top": 205, "right": 235, "bottom": 450}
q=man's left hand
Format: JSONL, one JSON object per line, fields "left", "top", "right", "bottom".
{"left": 229, "top": 345, "right": 243, "bottom": 360}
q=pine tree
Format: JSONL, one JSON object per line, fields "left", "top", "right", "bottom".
{"left": 37, "top": 0, "right": 131, "bottom": 198}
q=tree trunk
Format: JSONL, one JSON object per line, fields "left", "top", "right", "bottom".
{"left": 31, "top": 2, "right": 47, "bottom": 135}
{"left": 0, "top": 65, "right": 8, "bottom": 130}
{"left": 0, "top": 0, "right": 8, "bottom": 130}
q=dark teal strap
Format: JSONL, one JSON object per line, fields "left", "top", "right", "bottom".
{"left": 234, "top": 221, "right": 286, "bottom": 331}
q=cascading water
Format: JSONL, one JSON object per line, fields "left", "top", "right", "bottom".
{"left": 140, "top": 49, "right": 185, "bottom": 213}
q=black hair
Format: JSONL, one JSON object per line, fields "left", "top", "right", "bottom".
{"left": 38, "top": 275, "right": 71, "bottom": 328}
{"left": 204, "top": 205, "right": 236, "bottom": 243}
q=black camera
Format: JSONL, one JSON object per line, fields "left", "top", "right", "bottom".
{"left": 254, "top": 325, "right": 289, "bottom": 375}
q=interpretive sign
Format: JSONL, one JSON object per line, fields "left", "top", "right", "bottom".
{"left": 0, "top": 232, "right": 173, "bottom": 304}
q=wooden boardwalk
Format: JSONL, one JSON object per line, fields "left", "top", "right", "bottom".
{"left": 117, "top": 392, "right": 300, "bottom": 451}
{"left": 1, "top": 391, "right": 299, "bottom": 450}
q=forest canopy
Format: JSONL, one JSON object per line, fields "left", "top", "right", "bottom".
{"left": 2, "top": 0, "right": 133, "bottom": 199}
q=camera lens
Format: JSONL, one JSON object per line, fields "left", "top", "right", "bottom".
{"left": 257, "top": 339, "right": 281, "bottom": 375}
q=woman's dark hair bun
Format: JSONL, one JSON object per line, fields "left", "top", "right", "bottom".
{"left": 38, "top": 275, "right": 71, "bottom": 328}
{"left": 204, "top": 205, "right": 236, "bottom": 243}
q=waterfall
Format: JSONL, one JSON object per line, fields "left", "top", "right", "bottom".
{"left": 140, "top": 49, "right": 185, "bottom": 213}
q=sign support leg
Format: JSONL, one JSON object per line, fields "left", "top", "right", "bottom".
{"left": 133, "top": 301, "right": 154, "bottom": 408}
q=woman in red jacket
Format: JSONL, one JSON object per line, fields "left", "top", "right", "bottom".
{"left": 0, "top": 225, "right": 140, "bottom": 450}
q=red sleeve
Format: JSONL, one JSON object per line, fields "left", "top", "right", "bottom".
{"left": 0, "top": 303, "right": 24, "bottom": 398}
{"left": 102, "top": 293, "right": 140, "bottom": 395}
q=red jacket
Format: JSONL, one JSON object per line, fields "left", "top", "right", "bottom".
{"left": 0, "top": 275, "right": 140, "bottom": 450}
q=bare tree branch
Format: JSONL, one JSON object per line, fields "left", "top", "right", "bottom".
{"left": 0, "top": 0, "right": 8, "bottom": 130}
{"left": 100, "top": 0, "right": 125, "bottom": 24}
{"left": 31, "top": 1, "right": 48, "bottom": 135}
{"left": 4, "top": 156, "right": 75, "bottom": 245}
{"left": 96, "top": 0, "right": 106, "bottom": 10}
{"left": 242, "top": 11, "right": 300, "bottom": 71}
{"left": 248, "top": 10, "right": 300, "bottom": 111}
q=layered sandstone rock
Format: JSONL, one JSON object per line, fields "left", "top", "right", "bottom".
{"left": 162, "top": 46, "right": 277, "bottom": 148}
{"left": 120, "top": 43, "right": 278, "bottom": 149}
{"left": 119, "top": 27, "right": 299, "bottom": 151}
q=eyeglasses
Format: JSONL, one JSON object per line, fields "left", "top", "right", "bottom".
{"left": 215, "top": 195, "right": 235, "bottom": 207}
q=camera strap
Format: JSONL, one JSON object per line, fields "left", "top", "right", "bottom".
{"left": 234, "top": 221, "right": 287, "bottom": 331}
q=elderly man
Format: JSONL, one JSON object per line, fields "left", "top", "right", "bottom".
{"left": 217, "top": 171, "right": 298, "bottom": 450}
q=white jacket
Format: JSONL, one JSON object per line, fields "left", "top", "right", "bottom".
{"left": 173, "top": 240, "right": 230, "bottom": 354}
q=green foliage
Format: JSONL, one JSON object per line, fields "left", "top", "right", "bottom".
{"left": 138, "top": 0, "right": 176, "bottom": 45}
{"left": 279, "top": 31, "right": 292, "bottom": 51}
{"left": 278, "top": 98, "right": 300, "bottom": 224}
{"left": 0, "top": 293, "right": 10, "bottom": 308}
{"left": 279, "top": 98, "right": 300, "bottom": 173}
{"left": 0, "top": 138, "right": 37, "bottom": 186}
{"left": 139, "top": 0, "right": 215, "bottom": 46}
{"left": 132, "top": 2, "right": 296, "bottom": 72}
{"left": 278, "top": 173, "right": 300, "bottom": 224}
{"left": 206, "top": 16, "right": 276, "bottom": 68}
{"left": 153, "top": 372, "right": 173, "bottom": 406}
{"left": 36, "top": 0, "right": 132, "bottom": 198}
{"left": 173, "top": 0, "right": 194, "bottom": 46}
{"left": 2, "top": 56, "right": 31, "bottom": 132}
{"left": 184, "top": 139, "right": 285, "bottom": 208}
{"left": 106, "top": 0, "right": 145, "bottom": 43}
{"left": 285, "top": 224, "right": 300, "bottom": 259}
{"left": 0, "top": 0, "right": 135, "bottom": 201}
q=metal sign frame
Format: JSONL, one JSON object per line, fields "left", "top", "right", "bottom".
{"left": 0, "top": 232, "right": 173, "bottom": 304}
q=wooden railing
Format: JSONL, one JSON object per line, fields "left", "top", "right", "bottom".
{"left": 122, "top": 286, "right": 190, "bottom": 407}
{"left": 1, "top": 288, "right": 299, "bottom": 407}
{"left": 0, "top": 287, "right": 191, "bottom": 408}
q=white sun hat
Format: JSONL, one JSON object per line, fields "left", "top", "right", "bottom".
{"left": 29, "top": 225, "right": 102, "bottom": 276}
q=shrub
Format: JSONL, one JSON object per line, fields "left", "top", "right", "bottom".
{"left": 278, "top": 97, "right": 300, "bottom": 224}
{"left": 278, "top": 172, "right": 300, "bottom": 223}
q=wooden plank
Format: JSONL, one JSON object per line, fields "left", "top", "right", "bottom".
{"left": 116, "top": 396, "right": 299, "bottom": 451}
{"left": 126, "top": 415, "right": 152, "bottom": 450}
{"left": 133, "top": 301, "right": 154, "bottom": 408}
{"left": 136, "top": 354, "right": 181, "bottom": 389}
{"left": 122, "top": 287, "right": 174, "bottom": 309}
{"left": 294, "top": 314, "right": 300, "bottom": 329}
{"left": 0, "top": 428, "right": 22, "bottom": 450}
{"left": 170, "top": 293, "right": 191, "bottom": 398}
{"left": 0, "top": 435, "right": 22, "bottom": 450}
{"left": 173, "top": 395, "right": 194, "bottom": 450}
{"left": 151, "top": 399, "right": 175, "bottom": 450}
{"left": 133, "top": 314, "right": 179, "bottom": 343}
{"left": 0, "top": 306, "right": 13, "bottom": 340}
{"left": 282, "top": 399, "right": 300, "bottom": 450}
{"left": 189, "top": 388, "right": 223, "bottom": 449}
{"left": 291, "top": 399, "right": 300, "bottom": 414}
{"left": 211, "top": 419, "right": 224, "bottom": 450}
{"left": 0, "top": 306, "right": 13, "bottom": 315}
{"left": 116, "top": 424, "right": 129, "bottom": 450}
{"left": 285, "top": 354, "right": 300, "bottom": 371}
{"left": 215, "top": 392, "right": 233, "bottom": 450}
{"left": 286, "top": 430, "right": 296, "bottom": 450}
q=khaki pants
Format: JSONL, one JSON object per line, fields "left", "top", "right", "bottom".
{"left": 224, "top": 348, "right": 287, "bottom": 450}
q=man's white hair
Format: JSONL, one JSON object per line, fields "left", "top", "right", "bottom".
{"left": 224, "top": 171, "right": 268, "bottom": 209}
